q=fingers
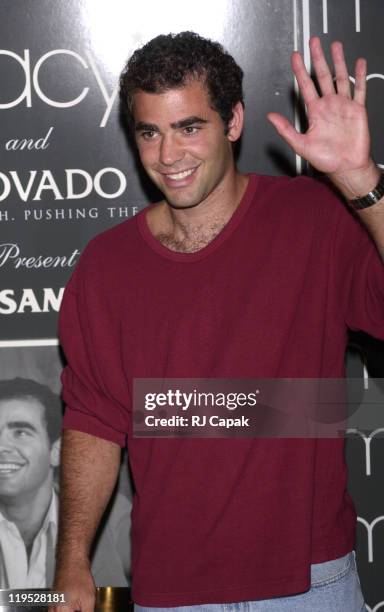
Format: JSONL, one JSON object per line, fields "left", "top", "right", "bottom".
{"left": 291, "top": 51, "right": 319, "bottom": 106}
{"left": 48, "top": 596, "right": 94, "bottom": 612}
{"left": 267, "top": 113, "right": 306, "bottom": 157}
{"left": 309, "top": 36, "right": 334, "bottom": 96}
{"left": 48, "top": 605, "right": 80, "bottom": 612}
{"left": 354, "top": 57, "right": 367, "bottom": 105}
{"left": 293, "top": 37, "right": 367, "bottom": 105}
{"left": 331, "top": 41, "right": 351, "bottom": 97}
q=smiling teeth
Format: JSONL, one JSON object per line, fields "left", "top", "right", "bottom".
{"left": 167, "top": 169, "right": 195, "bottom": 180}
{"left": 0, "top": 464, "right": 22, "bottom": 471}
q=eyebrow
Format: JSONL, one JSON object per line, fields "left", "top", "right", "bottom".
{"left": 171, "top": 116, "right": 208, "bottom": 129}
{"left": 135, "top": 116, "right": 208, "bottom": 132}
{"left": 6, "top": 421, "right": 38, "bottom": 433}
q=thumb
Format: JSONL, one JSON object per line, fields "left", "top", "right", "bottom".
{"left": 267, "top": 112, "right": 306, "bottom": 157}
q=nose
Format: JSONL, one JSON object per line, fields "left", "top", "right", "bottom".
{"left": 159, "top": 133, "right": 184, "bottom": 167}
{"left": 0, "top": 429, "right": 14, "bottom": 451}
{"left": 0, "top": 441, "right": 13, "bottom": 453}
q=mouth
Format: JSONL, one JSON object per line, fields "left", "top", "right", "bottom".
{"left": 0, "top": 463, "right": 25, "bottom": 475}
{"left": 161, "top": 166, "right": 199, "bottom": 187}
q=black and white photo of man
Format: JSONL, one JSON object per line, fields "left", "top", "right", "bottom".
{"left": 0, "top": 378, "right": 61, "bottom": 588}
{"left": 0, "top": 375, "right": 132, "bottom": 589}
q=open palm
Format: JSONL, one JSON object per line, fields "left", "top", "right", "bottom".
{"left": 268, "top": 37, "right": 370, "bottom": 177}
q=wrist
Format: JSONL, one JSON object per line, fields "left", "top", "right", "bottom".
{"left": 329, "top": 160, "right": 381, "bottom": 200}
{"left": 56, "top": 549, "right": 91, "bottom": 570}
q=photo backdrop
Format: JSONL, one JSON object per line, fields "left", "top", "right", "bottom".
{"left": 0, "top": 1, "right": 383, "bottom": 608}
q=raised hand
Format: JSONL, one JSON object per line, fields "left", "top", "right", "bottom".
{"left": 268, "top": 36, "right": 374, "bottom": 186}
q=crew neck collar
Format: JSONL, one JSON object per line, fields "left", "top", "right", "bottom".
{"left": 137, "top": 173, "right": 259, "bottom": 262}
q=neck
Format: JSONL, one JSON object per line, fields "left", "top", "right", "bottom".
{"left": 148, "top": 169, "right": 249, "bottom": 253}
{"left": 0, "top": 476, "right": 53, "bottom": 548}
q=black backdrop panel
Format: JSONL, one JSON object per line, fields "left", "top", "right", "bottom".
{"left": 0, "top": 0, "right": 296, "bottom": 340}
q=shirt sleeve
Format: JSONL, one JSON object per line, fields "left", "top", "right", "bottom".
{"left": 334, "top": 200, "right": 384, "bottom": 339}
{"left": 59, "top": 256, "right": 129, "bottom": 448}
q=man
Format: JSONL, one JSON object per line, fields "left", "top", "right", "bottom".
{"left": 0, "top": 378, "right": 61, "bottom": 588}
{"left": 54, "top": 32, "right": 384, "bottom": 611}
{"left": 0, "top": 378, "right": 131, "bottom": 589}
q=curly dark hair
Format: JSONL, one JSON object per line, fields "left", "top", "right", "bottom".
{"left": 0, "top": 378, "right": 62, "bottom": 443}
{"left": 120, "top": 31, "right": 244, "bottom": 134}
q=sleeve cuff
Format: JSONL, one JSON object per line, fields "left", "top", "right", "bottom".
{"left": 62, "top": 406, "right": 127, "bottom": 448}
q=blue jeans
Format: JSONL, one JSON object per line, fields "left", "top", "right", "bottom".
{"left": 134, "top": 551, "right": 366, "bottom": 611}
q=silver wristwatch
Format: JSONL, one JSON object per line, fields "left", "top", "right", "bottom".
{"left": 350, "top": 170, "right": 384, "bottom": 210}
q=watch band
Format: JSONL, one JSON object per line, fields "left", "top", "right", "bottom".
{"left": 349, "top": 170, "right": 384, "bottom": 210}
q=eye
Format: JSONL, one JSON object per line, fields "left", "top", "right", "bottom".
{"left": 13, "top": 428, "right": 33, "bottom": 439}
{"left": 182, "top": 126, "right": 200, "bottom": 136}
{"left": 140, "top": 130, "right": 158, "bottom": 141}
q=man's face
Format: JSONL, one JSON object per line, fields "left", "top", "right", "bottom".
{"left": 0, "top": 397, "right": 54, "bottom": 501}
{"left": 133, "top": 79, "right": 242, "bottom": 209}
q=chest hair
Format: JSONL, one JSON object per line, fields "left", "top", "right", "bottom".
{"left": 155, "top": 221, "right": 228, "bottom": 253}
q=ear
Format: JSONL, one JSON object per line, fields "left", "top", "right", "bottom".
{"left": 50, "top": 438, "right": 61, "bottom": 468}
{"left": 226, "top": 101, "right": 244, "bottom": 142}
